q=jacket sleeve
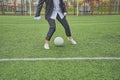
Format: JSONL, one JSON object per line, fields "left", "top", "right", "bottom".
{"left": 35, "top": 0, "right": 45, "bottom": 17}
{"left": 62, "top": 1, "right": 67, "bottom": 13}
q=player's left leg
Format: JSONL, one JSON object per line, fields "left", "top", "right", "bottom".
{"left": 57, "top": 16, "right": 77, "bottom": 45}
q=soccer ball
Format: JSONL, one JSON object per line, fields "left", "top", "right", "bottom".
{"left": 54, "top": 37, "right": 64, "bottom": 46}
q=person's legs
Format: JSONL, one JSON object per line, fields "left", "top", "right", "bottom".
{"left": 57, "top": 16, "right": 71, "bottom": 37}
{"left": 46, "top": 19, "right": 56, "bottom": 40}
{"left": 57, "top": 16, "right": 77, "bottom": 44}
{"left": 44, "top": 18, "right": 56, "bottom": 49}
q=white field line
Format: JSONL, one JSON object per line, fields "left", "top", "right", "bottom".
{"left": 0, "top": 57, "right": 120, "bottom": 61}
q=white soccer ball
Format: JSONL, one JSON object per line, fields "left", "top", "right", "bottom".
{"left": 54, "top": 37, "right": 64, "bottom": 46}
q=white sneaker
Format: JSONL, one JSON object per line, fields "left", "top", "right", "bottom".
{"left": 34, "top": 16, "right": 41, "bottom": 20}
{"left": 70, "top": 39, "right": 77, "bottom": 45}
{"left": 44, "top": 44, "right": 50, "bottom": 49}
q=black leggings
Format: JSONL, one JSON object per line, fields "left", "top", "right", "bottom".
{"left": 46, "top": 15, "right": 71, "bottom": 40}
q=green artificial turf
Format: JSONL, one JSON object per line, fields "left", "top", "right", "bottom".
{"left": 0, "top": 15, "right": 120, "bottom": 80}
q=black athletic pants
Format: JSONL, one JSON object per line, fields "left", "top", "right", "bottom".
{"left": 46, "top": 15, "right": 71, "bottom": 40}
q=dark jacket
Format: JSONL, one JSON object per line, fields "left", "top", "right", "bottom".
{"left": 36, "top": 0, "right": 67, "bottom": 20}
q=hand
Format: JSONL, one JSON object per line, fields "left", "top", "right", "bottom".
{"left": 64, "top": 12, "right": 67, "bottom": 16}
{"left": 34, "top": 16, "right": 41, "bottom": 20}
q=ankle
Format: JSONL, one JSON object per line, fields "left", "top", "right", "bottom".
{"left": 45, "top": 40, "right": 49, "bottom": 44}
{"left": 67, "top": 36, "right": 73, "bottom": 40}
